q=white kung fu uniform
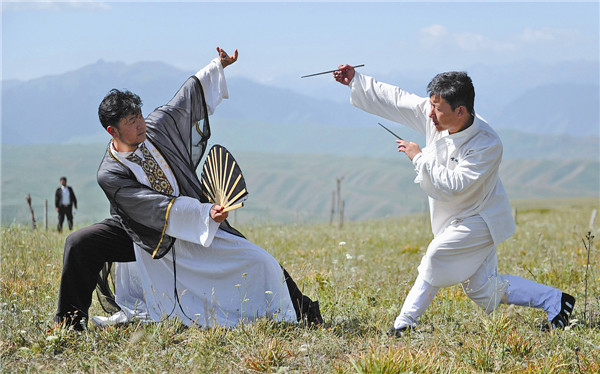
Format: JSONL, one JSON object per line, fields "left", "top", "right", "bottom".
{"left": 348, "top": 73, "right": 563, "bottom": 328}
{"left": 93, "top": 61, "right": 297, "bottom": 328}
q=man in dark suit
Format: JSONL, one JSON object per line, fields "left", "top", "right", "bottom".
{"left": 55, "top": 177, "right": 78, "bottom": 232}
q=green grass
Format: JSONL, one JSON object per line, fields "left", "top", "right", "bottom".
{"left": 1, "top": 197, "right": 599, "bottom": 373}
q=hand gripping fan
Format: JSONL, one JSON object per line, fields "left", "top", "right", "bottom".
{"left": 200, "top": 144, "right": 248, "bottom": 213}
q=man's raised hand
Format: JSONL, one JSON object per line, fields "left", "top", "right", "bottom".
{"left": 217, "top": 47, "right": 238, "bottom": 68}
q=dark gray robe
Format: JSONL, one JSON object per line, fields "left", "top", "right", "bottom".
{"left": 97, "top": 75, "right": 242, "bottom": 259}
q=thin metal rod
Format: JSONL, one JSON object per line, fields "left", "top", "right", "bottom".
{"left": 301, "top": 64, "right": 364, "bottom": 78}
{"left": 378, "top": 122, "right": 403, "bottom": 140}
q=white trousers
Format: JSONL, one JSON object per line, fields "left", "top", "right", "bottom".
{"left": 394, "top": 216, "right": 562, "bottom": 329}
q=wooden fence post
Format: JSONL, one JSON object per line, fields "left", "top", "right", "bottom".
{"left": 330, "top": 191, "right": 335, "bottom": 225}
{"left": 44, "top": 199, "right": 48, "bottom": 231}
{"left": 340, "top": 200, "right": 345, "bottom": 229}
{"left": 25, "top": 194, "right": 36, "bottom": 230}
{"left": 336, "top": 177, "right": 344, "bottom": 229}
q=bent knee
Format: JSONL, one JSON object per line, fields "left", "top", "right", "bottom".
{"left": 64, "top": 230, "right": 87, "bottom": 252}
{"left": 462, "top": 278, "right": 506, "bottom": 313}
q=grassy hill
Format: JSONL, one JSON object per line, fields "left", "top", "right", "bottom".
{"left": 1, "top": 200, "right": 599, "bottom": 372}
{"left": 2, "top": 143, "right": 598, "bottom": 228}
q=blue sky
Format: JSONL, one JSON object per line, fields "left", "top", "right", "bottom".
{"left": 2, "top": 1, "right": 599, "bottom": 84}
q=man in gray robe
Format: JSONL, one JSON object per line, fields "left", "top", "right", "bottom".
{"left": 53, "top": 48, "right": 321, "bottom": 331}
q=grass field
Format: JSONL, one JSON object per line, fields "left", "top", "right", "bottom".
{"left": 1, "top": 197, "right": 599, "bottom": 373}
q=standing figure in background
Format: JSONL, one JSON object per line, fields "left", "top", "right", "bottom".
{"left": 55, "top": 177, "right": 78, "bottom": 232}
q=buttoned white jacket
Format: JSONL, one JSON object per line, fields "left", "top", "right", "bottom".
{"left": 350, "top": 73, "right": 515, "bottom": 245}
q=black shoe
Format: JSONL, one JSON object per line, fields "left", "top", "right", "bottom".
{"left": 305, "top": 300, "right": 324, "bottom": 326}
{"left": 52, "top": 313, "right": 87, "bottom": 332}
{"left": 387, "top": 325, "right": 413, "bottom": 338}
{"left": 541, "top": 293, "right": 575, "bottom": 331}
{"left": 551, "top": 293, "right": 576, "bottom": 329}
{"left": 297, "top": 295, "right": 324, "bottom": 326}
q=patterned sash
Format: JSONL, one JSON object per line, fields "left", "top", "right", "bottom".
{"left": 127, "top": 143, "right": 174, "bottom": 195}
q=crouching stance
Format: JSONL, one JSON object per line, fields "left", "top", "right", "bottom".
{"left": 333, "top": 65, "right": 574, "bottom": 335}
{"left": 54, "top": 48, "right": 321, "bottom": 330}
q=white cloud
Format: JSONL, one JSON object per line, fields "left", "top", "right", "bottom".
{"left": 418, "top": 23, "right": 592, "bottom": 58}
{"left": 420, "top": 24, "right": 447, "bottom": 38}
{"left": 418, "top": 24, "right": 516, "bottom": 53}
{"left": 519, "top": 27, "right": 584, "bottom": 44}
{"left": 520, "top": 27, "right": 557, "bottom": 43}
{"left": 456, "top": 32, "right": 515, "bottom": 53}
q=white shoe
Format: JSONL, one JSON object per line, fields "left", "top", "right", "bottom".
{"left": 90, "top": 310, "right": 129, "bottom": 326}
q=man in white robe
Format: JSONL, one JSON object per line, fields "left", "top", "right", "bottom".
{"left": 333, "top": 65, "right": 575, "bottom": 334}
{"left": 54, "top": 48, "right": 322, "bottom": 331}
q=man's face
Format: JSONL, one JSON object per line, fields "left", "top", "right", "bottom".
{"left": 60, "top": 179, "right": 66, "bottom": 187}
{"left": 111, "top": 112, "right": 146, "bottom": 151}
{"left": 429, "top": 95, "right": 464, "bottom": 134}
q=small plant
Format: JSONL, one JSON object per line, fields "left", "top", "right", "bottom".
{"left": 350, "top": 348, "right": 409, "bottom": 374}
{"left": 582, "top": 231, "right": 595, "bottom": 327}
{"left": 243, "top": 338, "right": 294, "bottom": 372}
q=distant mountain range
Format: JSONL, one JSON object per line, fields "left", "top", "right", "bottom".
{"left": 2, "top": 59, "right": 599, "bottom": 157}
{"left": 1, "top": 59, "right": 598, "bottom": 227}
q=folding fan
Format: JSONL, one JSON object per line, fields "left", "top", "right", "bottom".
{"left": 200, "top": 144, "right": 248, "bottom": 213}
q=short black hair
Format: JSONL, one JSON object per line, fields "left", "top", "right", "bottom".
{"left": 98, "top": 89, "right": 143, "bottom": 130}
{"left": 427, "top": 71, "right": 475, "bottom": 116}
{"left": 60, "top": 177, "right": 67, "bottom": 182}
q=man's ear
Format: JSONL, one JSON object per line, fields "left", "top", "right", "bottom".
{"left": 106, "top": 126, "right": 117, "bottom": 137}
{"left": 456, "top": 106, "right": 466, "bottom": 117}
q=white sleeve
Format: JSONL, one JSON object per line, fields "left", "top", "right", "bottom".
{"left": 194, "top": 58, "right": 229, "bottom": 115}
{"left": 165, "top": 196, "right": 220, "bottom": 247}
{"left": 412, "top": 141, "right": 502, "bottom": 202}
{"left": 349, "top": 73, "right": 430, "bottom": 135}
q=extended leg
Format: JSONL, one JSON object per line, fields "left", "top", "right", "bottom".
{"left": 393, "top": 274, "right": 440, "bottom": 330}
{"left": 65, "top": 205, "right": 74, "bottom": 230}
{"left": 54, "top": 219, "right": 134, "bottom": 330}
{"left": 500, "top": 274, "right": 574, "bottom": 329}
{"left": 57, "top": 207, "right": 65, "bottom": 232}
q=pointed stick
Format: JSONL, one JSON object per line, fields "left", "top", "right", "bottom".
{"left": 378, "top": 122, "right": 403, "bottom": 140}
{"left": 301, "top": 64, "right": 364, "bottom": 78}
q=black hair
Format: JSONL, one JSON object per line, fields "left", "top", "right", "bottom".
{"left": 98, "top": 89, "right": 143, "bottom": 129}
{"left": 60, "top": 177, "right": 67, "bottom": 182}
{"left": 427, "top": 71, "right": 475, "bottom": 116}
